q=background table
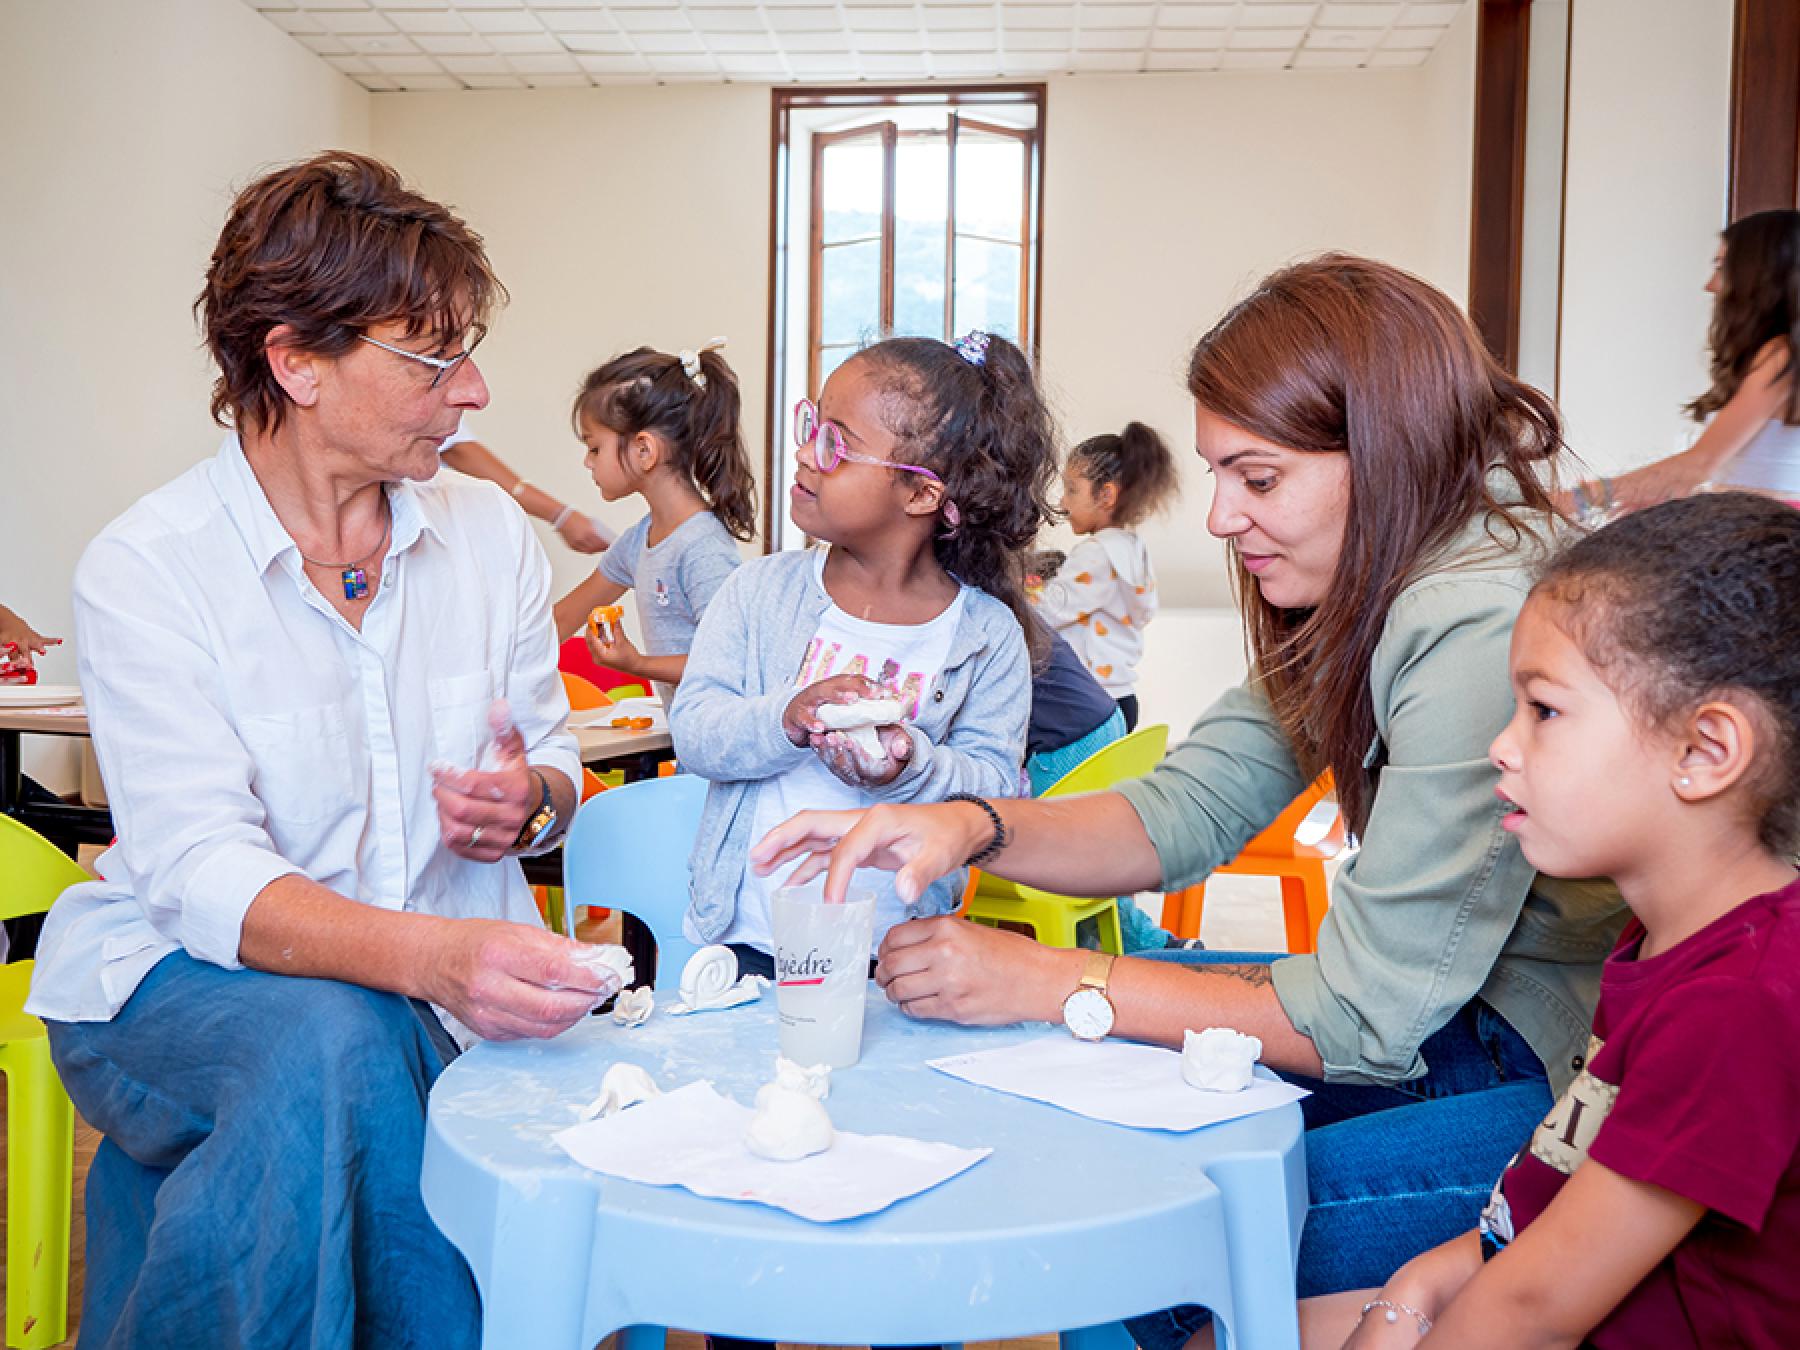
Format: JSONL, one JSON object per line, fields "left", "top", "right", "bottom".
{"left": 423, "top": 990, "right": 1306, "bottom": 1350}
{"left": 0, "top": 703, "right": 673, "bottom": 859}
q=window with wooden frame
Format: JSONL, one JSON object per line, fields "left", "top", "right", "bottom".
{"left": 767, "top": 87, "right": 1045, "bottom": 551}
{"left": 809, "top": 113, "right": 1038, "bottom": 394}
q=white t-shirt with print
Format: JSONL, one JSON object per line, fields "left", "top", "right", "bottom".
{"left": 714, "top": 566, "right": 967, "bottom": 955}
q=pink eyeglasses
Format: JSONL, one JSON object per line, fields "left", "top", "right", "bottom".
{"left": 793, "top": 398, "right": 960, "bottom": 526}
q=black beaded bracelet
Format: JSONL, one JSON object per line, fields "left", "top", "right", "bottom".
{"left": 946, "top": 792, "right": 1009, "bottom": 867}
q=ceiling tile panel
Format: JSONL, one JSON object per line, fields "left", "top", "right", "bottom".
{"left": 242, "top": 0, "right": 1469, "bottom": 85}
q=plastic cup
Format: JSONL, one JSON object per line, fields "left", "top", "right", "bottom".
{"left": 771, "top": 879, "right": 877, "bottom": 1069}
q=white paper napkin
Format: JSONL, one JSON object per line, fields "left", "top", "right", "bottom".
{"left": 928, "top": 1035, "right": 1309, "bottom": 1132}
{"left": 553, "top": 1080, "right": 991, "bottom": 1222}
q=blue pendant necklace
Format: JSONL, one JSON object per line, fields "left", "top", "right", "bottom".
{"left": 298, "top": 499, "right": 391, "bottom": 601}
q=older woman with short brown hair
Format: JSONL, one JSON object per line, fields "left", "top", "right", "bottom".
{"left": 28, "top": 153, "right": 613, "bottom": 1348}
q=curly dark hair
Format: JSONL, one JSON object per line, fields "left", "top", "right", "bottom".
{"left": 1068, "top": 421, "right": 1181, "bottom": 526}
{"left": 1688, "top": 209, "right": 1800, "bottom": 425}
{"left": 572, "top": 346, "right": 757, "bottom": 542}
{"left": 196, "top": 151, "right": 503, "bottom": 436}
{"left": 1534, "top": 492, "right": 1800, "bottom": 855}
{"left": 854, "top": 334, "right": 1059, "bottom": 664}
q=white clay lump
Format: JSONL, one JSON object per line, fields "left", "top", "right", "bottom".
{"left": 743, "top": 1084, "right": 835, "bottom": 1162}
{"left": 1182, "top": 1027, "right": 1263, "bottom": 1094}
{"left": 611, "top": 985, "right": 654, "bottom": 1027}
{"left": 815, "top": 696, "right": 908, "bottom": 761}
{"left": 579, "top": 1062, "right": 661, "bottom": 1121}
{"left": 755, "top": 1056, "right": 831, "bottom": 1108}
{"left": 569, "top": 943, "right": 633, "bottom": 991}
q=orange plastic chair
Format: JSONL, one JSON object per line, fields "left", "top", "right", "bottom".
{"left": 561, "top": 672, "right": 613, "bottom": 711}
{"left": 1160, "top": 772, "right": 1347, "bottom": 954}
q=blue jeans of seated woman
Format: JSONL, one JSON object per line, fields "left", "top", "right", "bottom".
{"left": 1124, "top": 949, "right": 1552, "bottom": 1350}
{"left": 46, "top": 950, "right": 480, "bottom": 1350}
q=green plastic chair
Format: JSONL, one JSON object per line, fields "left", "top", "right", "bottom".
{"left": 962, "top": 723, "right": 1171, "bottom": 952}
{"left": 0, "top": 815, "right": 87, "bottom": 1349}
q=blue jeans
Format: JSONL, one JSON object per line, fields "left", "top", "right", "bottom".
{"left": 46, "top": 950, "right": 480, "bottom": 1350}
{"left": 1124, "top": 950, "right": 1552, "bottom": 1350}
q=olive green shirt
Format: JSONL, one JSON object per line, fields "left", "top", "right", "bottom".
{"left": 1116, "top": 510, "right": 1627, "bottom": 1095}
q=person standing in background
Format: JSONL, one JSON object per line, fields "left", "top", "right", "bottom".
{"left": 1570, "top": 209, "right": 1800, "bottom": 517}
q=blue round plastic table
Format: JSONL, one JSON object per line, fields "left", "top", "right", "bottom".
{"left": 422, "top": 988, "right": 1306, "bottom": 1350}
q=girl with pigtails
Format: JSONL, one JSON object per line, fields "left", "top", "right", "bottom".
{"left": 669, "top": 331, "right": 1058, "bottom": 980}
{"left": 1036, "top": 420, "right": 1180, "bottom": 730}
{"left": 552, "top": 340, "right": 758, "bottom": 703}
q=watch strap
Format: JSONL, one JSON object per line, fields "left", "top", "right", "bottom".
{"left": 511, "top": 768, "right": 558, "bottom": 852}
{"left": 1078, "top": 949, "right": 1117, "bottom": 995}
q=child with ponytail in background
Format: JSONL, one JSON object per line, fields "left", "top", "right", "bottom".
{"left": 553, "top": 341, "right": 756, "bottom": 704}
{"left": 1036, "top": 421, "right": 1180, "bottom": 731}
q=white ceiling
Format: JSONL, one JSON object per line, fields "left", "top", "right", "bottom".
{"left": 242, "top": 0, "right": 1467, "bottom": 91}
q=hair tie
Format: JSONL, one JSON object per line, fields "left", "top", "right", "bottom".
{"left": 679, "top": 336, "right": 727, "bottom": 388}
{"left": 952, "top": 331, "right": 990, "bottom": 368}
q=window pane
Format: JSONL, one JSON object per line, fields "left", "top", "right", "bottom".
{"left": 952, "top": 237, "right": 1023, "bottom": 341}
{"left": 820, "top": 136, "right": 884, "bottom": 246}
{"left": 820, "top": 239, "right": 882, "bottom": 347}
{"left": 954, "top": 133, "right": 1025, "bottom": 242}
{"left": 892, "top": 135, "right": 948, "bottom": 340}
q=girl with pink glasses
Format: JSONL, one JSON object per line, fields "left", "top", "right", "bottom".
{"left": 668, "top": 331, "right": 1057, "bottom": 983}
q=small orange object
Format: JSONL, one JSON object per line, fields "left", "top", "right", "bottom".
{"left": 588, "top": 605, "right": 624, "bottom": 644}
{"left": 1094, "top": 621, "right": 1109, "bottom": 637}
{"left": 627, "top": 716, "right": 654, "bottom": 731}
{"left": 1075, "top": 571, "right": 1092, "bottom": 584}
{"left": 1095, "top": 664, "right": 1113, "bottom": 678}
{"left": 610, "top": 716, "right": 632, "bottom": 729}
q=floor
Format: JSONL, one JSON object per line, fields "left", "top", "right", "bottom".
{"left": 5, "top": 780, "right": 1335, "bottom": 1350}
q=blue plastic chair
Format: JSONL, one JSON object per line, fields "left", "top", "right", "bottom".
{"left": 560, "top": 773, "right": 709, "bottom": 991}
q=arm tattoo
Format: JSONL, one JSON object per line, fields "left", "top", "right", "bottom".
{"left": 1181, "top": 962, "right": 1275, "bottom": 989}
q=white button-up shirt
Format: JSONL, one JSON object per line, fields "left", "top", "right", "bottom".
{"left": 26, "top": 436, "right": 579, "bottom": 1024}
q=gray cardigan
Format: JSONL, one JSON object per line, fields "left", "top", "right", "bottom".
{"left": 670, "top": 548, "right": 1030, "bottom": 941}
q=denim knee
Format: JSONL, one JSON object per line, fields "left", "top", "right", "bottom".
{"left": 1123, "top": 1303, "right": 1212, "bottom": 1350}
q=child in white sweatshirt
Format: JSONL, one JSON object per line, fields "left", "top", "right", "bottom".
{"left": 1035, "top": 422, "right": 1179, "bottom": 730}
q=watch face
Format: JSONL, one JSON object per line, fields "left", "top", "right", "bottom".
{"left": 1063, "top": 986, "right": 1114, "bottom": 1041}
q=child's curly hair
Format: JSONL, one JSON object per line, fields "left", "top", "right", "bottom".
{"left": 1535, "top": 492, "right": 1800, "bottom": 855}
{"left": 854, "top": 334, "right": 1059, "bottom": 663}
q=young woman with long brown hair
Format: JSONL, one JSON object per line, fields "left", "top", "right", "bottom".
{"left": 1574, "top": 208, "right": 1800, "bottom": 515}
{"left": 752, "top": 256, "right": 1629, "bottom": 1330}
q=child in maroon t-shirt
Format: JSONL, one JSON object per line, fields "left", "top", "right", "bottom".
{"left": 1261, "top": 495, "right": 1800, "bottom": 1349}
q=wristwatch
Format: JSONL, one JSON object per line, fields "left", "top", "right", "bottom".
{"left": 511, "top": 769, "right": 560, "bottom": 853}
{"left": 1061, "top": 950, "right": 1118, "bottom": 1041}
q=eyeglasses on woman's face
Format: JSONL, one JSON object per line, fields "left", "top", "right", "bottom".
{"left": 358, "top": 329, "right": 484, "bottom": 390}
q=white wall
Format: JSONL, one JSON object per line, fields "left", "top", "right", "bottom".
{"left": 369, "top": 85, "right": 774, "bottom": 607}
{"left": 0, "top": 0, "right": 370, "bottom": 789}
{"left": 1419, "top": 0, "right": 1479, "bottom": 306}
{"left": 1556, "top": 0, "right": 1734, "bottom": 471}
{"left": 1032, "top": 61, "right": 1474, "bottom": 606}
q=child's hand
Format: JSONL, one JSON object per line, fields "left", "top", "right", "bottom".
{"left": 782, "top": 674, "right": 890, "bottom": 747}
{"left": 812, "top": 723, "right": 913, "bottom": 788}
{"left": 584, "top": 624, "right": 643, "bottom": 678}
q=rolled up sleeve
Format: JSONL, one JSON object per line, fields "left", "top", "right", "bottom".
{"left": 1271, "top": 581, "right": 1540, "bottom": 1085}
{"left": 75, "top": 538, "right": 300, "bottom": 970}
{"left": 1113, "top": 682, "right": 1308, "bottom": 889}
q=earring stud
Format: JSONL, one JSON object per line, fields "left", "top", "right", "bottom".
{"left": 1678, "top": 776, "right": 1692, "bottom": 789}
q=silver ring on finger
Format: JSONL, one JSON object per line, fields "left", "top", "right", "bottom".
{"left": 469, "top": 824, "right": 485, "bottom": 849}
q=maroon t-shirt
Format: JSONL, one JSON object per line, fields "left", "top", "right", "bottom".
{"left": 1479, "top": 876, "right": 1800, "bottom": 1347}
